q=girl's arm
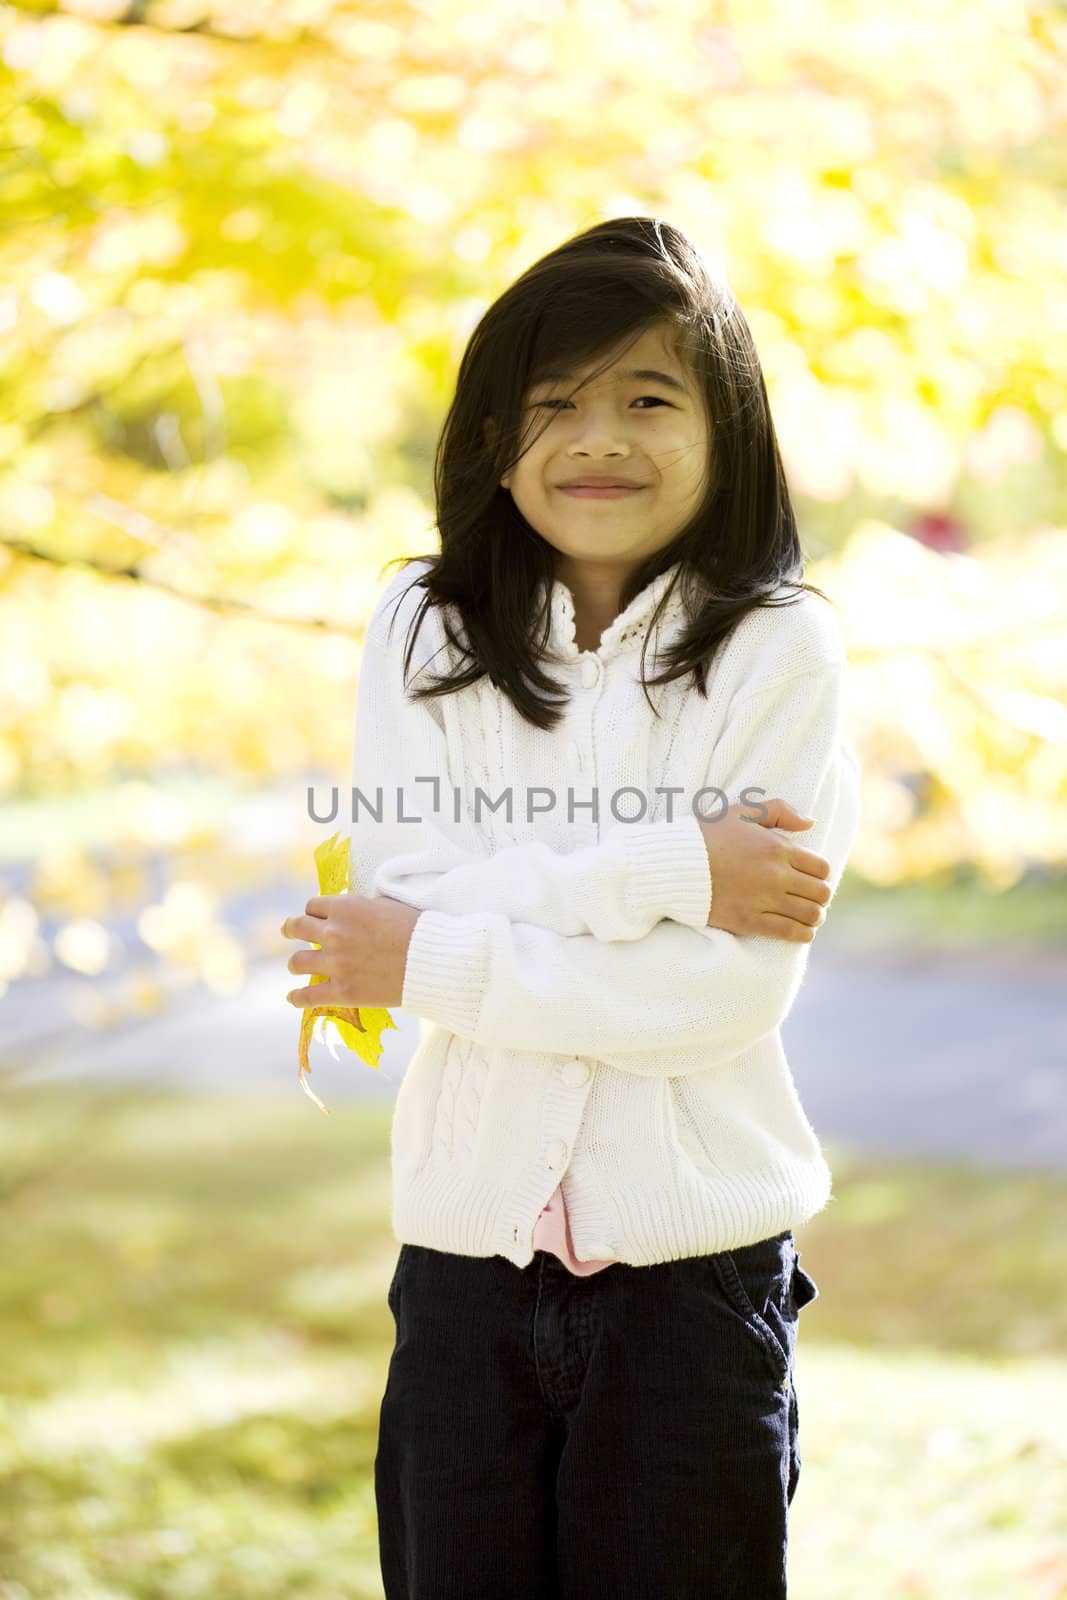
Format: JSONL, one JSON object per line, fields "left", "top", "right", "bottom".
{"left": 398, "top": 662, "right": 862, "bottom": 1077}
{"left": 349, "top": 626, "right": 713, "bottom": 942}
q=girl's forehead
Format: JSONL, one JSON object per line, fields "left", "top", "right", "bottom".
{"left": 525, "top": 356, "right": 697, "bottom": 402}
{"left": 531, "top": 361, "right": 687, "bottom": 388}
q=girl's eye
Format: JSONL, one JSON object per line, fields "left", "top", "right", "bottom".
{"left": 533, "top": 396, "right": 669, "bottom": 411}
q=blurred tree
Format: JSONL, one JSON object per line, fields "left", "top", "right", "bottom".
{"left": 0, "top": 0, "right": 1064, "bottom": 1021}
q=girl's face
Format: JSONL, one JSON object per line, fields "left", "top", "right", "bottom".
{"left": 499, "top": 323, "right": 711, "bottom": 573}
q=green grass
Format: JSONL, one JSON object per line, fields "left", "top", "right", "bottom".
{"left": 1, "top": 1086, "right": 1065, "bottom": 1598}
{"left": 826, "top": 867, "right": 1067, "bottom": 952}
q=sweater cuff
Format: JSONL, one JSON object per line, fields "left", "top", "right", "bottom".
{"left": 401, "top": 907, "right": 491, "bottom": 1037}
{"left": 618, "top": 815, "right": 713, "bottom": 930}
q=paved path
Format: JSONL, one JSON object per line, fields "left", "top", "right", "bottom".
{"left": 6, "top": 936, "right": 1065, "bottom": 1173}
{"left": 786, "top": 941, "right": 1066, "bottom": 1172}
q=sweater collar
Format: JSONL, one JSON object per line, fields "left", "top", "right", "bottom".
{"left": 541, "top": 560, "right": 688, "bottom": 663}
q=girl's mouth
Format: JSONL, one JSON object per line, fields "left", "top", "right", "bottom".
{"left": 557, "top": 485, "right": 645, "bottom": 499}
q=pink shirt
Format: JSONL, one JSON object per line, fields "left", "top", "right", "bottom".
{"left": 531, "top": 1183, "right": 614, "bottom": 1275}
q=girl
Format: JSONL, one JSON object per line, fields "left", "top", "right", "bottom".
{"left": 281, "top": 216, "right": 861, "bottom": 1598}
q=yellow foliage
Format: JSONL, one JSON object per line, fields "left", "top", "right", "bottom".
{"left": 297, "top": 831, "right": 397, "bottom": 1116}
{"left": 809, "top": 524, "right": 1067, "bottom": 883}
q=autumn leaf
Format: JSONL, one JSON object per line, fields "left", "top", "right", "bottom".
{"left": 297, "top": 831, "right": 398, "bottom": 1115}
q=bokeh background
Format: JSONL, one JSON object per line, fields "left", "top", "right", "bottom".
{"left": 2, "top": 1, "right": 1066, "bottom": 1596}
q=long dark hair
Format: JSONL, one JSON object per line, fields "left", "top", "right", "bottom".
{"left": 380, "top": 215, "right": 829, "bottom": 732}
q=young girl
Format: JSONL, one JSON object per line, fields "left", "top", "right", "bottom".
{"left": 281, "top": 216, "right": 861, "bottom": 1598}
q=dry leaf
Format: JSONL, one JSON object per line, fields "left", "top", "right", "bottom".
{"left": 297, "top": 831, "right": 398, "bottom": 1114}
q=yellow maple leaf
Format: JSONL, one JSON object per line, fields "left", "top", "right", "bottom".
{"left": 297, "top": 831, "right": 398, "bottom": 1115}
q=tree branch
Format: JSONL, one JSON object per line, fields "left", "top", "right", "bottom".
{"left": 0, "top": 534, "right": 361, "bottom": 637}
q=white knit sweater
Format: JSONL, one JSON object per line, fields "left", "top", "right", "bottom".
{"left": 348, "top": 556, "right": 862, "bottom": 1267}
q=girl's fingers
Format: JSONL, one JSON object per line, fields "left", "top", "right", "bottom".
{"left": 788, "top": 873, "right": 832, "bottom": 906}
{"left": 757, "top": 912, "right": 817, "bottom": 943}
{"left": 287, "top": 946, "right": 333, "bottom": 976}
{"left": 771, "top": 803, "right": 814, "bottom": 825}
{"left": 287, "top": 979, "right": 338, "bottom": 1007}
{"left": 281, "top": 912, "right": 328, "bottom": 942}
{"left": 781, "top": 893, "right": 824, "bottom": 927}
{"left": 788, "top": 850, "right": 831, "bottom": 881}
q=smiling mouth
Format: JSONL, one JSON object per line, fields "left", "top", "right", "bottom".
{"left": 557, "top": 484, "right": 646, "bottom": 498}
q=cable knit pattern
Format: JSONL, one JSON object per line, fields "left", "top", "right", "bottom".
{"left": 352, "top": 556, "right": 862, "bottom": 1268}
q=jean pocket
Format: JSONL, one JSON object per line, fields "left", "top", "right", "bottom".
{"left": 711, "top": 1231, "right": 796, "bottom": 1388}
{"left": 792, "top": 1249, "right": 819, "bottom": 1311}
{"left": 387, "top": 1243, "right": 411, "bottom": 1321}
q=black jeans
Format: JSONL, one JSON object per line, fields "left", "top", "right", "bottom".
{"left": 375, "top": 1229, "right": 820, "bottom": 1599}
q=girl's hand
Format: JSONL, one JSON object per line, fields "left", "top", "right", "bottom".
{"left": 281, "top": 893, "right": 422, "bottom": 1010}
{"left": 700, "top": 799, "right": 832, "bottom": 942}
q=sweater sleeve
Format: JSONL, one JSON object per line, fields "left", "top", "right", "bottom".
{"left": 348, "top": 628, "right": 713, "bottom": 942}
{"left": 400, "top": 661, "right": 863, "bottom": 1075}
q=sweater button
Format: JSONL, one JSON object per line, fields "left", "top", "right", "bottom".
{"left": 561, "top": 1060, "right": 590, "bottom": 1087}
{"left": 545, "top": 1138, "right": 569, "bottom": 1170}
{"left": 579, "top": 654, "right": 601, "bottom": 689}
